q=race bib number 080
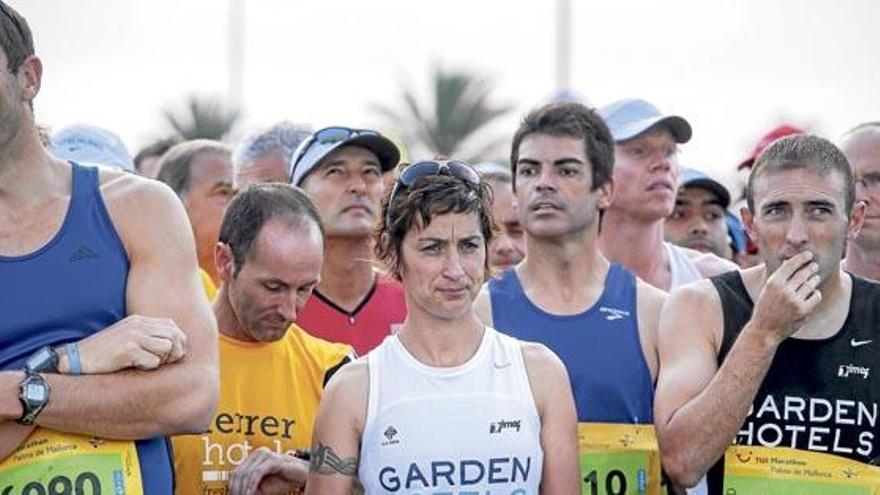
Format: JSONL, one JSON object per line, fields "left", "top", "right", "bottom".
{"left": 723, "top": 445, "right": 880, "bottom": 494}
{"left": 0, "top": 428, "right": 143, "bottom": 495}
{"left": 578, "top": 423, "right": 662, "bottom": 495}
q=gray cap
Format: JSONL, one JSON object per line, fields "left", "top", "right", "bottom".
{"left": 50, "top": 124, "right": 135, "bottom": 173}
{"left": 597, "top": 99, "right": 692, "bottom": 144}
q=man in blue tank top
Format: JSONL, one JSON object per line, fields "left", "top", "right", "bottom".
{"left": 474, "top": 101, "right": 669, "bottom": 491}
{"left": 0, "top": 5, "right": 219, "bottom": 494}
{"left": 655, "top": 135, "right": 880, "bottom": 494}
{"left": 476, "top": 102, "right": 666, "bottom": 493}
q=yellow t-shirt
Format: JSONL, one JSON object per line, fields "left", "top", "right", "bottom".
{"left": 171, "top": 325, "right": 351, "bottom": 494}
{"left": 199, "top": 267, "right": 217, "bottom": 301}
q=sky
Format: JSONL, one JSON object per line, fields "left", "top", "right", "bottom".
{"left": 15, "top": 0, "right": 880, "bottom": 192}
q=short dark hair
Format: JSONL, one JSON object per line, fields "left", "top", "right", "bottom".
{"left": 134, "top": 136, "right": 182, "bottom": 173}
{"left": 510, "top": 101, "right": 615, "bottom": 191}
{"left": 747, "top": 134, "right": 855, "bottom": 214}
{"left": 156, "top": 139, "right": 231, "bottom": 197}
{"left": 0, "top": 2, "right": 34, "bottom": 73}
{"left": 219, "top": 184, "right": 324, "bottom": 276}
{"left": 375, "top": 173, "right": 495, "bottom": 280}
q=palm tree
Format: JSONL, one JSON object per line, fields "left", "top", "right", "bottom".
{"left": 372, "top": 67, "right": 513, "bottom": 162}
{"left": 162, "top": 95, "right": 241, "bottom": 141}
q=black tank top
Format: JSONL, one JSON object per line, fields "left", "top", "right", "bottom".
{"left": 706, "top": 271, "right": 880, "bottom": 493}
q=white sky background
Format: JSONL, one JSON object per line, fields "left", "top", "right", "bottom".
{"left": 15, "top": 0, "right": 880, "bottom": 192}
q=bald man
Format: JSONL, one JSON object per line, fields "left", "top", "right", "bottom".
{"left": 841, "top": 123, "right": 880, "bottom": 281}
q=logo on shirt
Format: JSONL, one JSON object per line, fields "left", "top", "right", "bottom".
{"left": 599, "top": 306, "right": 630, "bottom": 321}
{"left": 851, "top": 338, "right": 873, "bottom": 348}
{"left": 68, "top": 244, "right": 99, "bottom": 262}
{"left": 381, "top": 425, "right": 400, "bottom": 446}
{"left": 735, "top": 449, "right": 754, "bottom": 463}
{"left": 838, "top": 364, "right": 870, "bottom": 379}
{"left": 489, "top": 419, "right": 522, "bottom": 434}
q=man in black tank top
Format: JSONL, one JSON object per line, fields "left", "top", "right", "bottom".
{"left": 653, "top": 134, "right": 877, "bottom": 494}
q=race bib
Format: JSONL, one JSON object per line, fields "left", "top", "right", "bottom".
{"left": 578, "top": 422, "right": 662, "bottom": 495}
{"left": 723, "top": 445, "right": 880, "bottom": 494}
{"left": 0, "top": 427, "right": 143, "bottom": 495}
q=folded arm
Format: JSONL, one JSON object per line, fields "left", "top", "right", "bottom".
{"left": 0, "top": 178, "right": 219, "bottom": 440}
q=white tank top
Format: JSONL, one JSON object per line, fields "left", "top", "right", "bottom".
{"left": 665, "top": 242, "right": 703, "bottom": 289}
{"left": 358, "top": 327, "right": 544, "bottom": 494}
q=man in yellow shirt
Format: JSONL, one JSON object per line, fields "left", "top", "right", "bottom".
{"left": 172, "top": 184, "right": 352, "bottom": 495}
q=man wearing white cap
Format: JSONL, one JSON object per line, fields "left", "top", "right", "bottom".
{"left": 290, "top": 126, "right": 407, "bottom": 356}
{"left": 598, "top": 99, "right": 736, "bottom": 291}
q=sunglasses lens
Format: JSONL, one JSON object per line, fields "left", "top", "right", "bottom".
{"left": 398, "top": 161, "right": 441, "bottom": 187}
{"left": 315, "top": 127, "right": 354, "bottom": 144}
{"left": 448, "top": 161, "right": 480, "bottom": 184}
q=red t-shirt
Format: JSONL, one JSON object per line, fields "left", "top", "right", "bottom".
{"left": 297, "top": 276, "right": 407, "bottom": 356}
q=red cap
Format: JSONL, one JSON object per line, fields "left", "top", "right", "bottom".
{"left": 737, "top": 124, "right": 805, "bottom": 170}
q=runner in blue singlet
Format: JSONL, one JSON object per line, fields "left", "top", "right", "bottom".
{"left": 0, "top": 6, "right": 218, "bottom": 493}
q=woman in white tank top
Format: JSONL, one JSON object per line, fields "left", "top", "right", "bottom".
{"left": 303, "top": 160, "right": 580, "bottom": 495}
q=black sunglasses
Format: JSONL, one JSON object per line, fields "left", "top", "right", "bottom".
{"left": 388, "top": 159, "right": 481, "bottom": 206}
{"left": 289, "top": 126, "right": 378, "bottom": 182}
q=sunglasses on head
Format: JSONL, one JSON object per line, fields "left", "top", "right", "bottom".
{"left": 289, "top": 126, "right": 378, "bottom": 180}
{"left": 388, "top": 160, "right": 481, "bottom": 203}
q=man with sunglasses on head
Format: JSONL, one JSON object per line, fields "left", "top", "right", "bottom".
{"left": 841, "top": 122, "right": 880, "bottom": 282}
{"left": 597, "top": 99, "right": 736, "bottom": 292}
{"left": 0, "top": 4, "right": 218, "bottom": 494}
{"left": 290, "top": 126, "right": 407, "bottom": 356}
{"left": 474, "top": 101, "right": 669, "bottom": 492}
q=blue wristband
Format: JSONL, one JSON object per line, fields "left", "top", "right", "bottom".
{"left": 65, "top": 343, "right": 82, "bottom": 375}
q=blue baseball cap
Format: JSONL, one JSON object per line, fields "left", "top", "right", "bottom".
{"left": 679, "top": 168, "right": 731, "bottom": 209}
{"left": 50, "top": 124, "right": 135, "bottom": 173}
{"left": 725, "top": 212, "right": 747, "bottom": 254}
{"left": 598, "top": 99, "right": 692, "bottom": 144}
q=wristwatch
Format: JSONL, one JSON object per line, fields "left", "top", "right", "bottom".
{"left": 18, "top": 373, "right": 51, "bottom": 425}
{"left": 23, "top": 345, "right": 59, "bottom": 375}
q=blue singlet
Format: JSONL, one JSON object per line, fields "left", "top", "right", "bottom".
{"left": 0, "top": 162, "right": 174, "bottom": 493}
{"left": 489, "top": 264, "right": 654, "bottom": 424}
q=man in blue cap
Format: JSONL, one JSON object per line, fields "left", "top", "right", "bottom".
{"left": 598, "top": 99, "right": 736, "bottom": 291}
{"left": 665, "top": 167, "right": 747, "bottom": 262}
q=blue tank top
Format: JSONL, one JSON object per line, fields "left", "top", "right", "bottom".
{"left": 489, "top": 264, "right": 654, "bottom": 424}
{"left": 0, "top": 163, "right": 174, "bottom": 494}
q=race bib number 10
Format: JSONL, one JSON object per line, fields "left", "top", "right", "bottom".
{"left": 578, "top": 423, "right": 662, "bottom": 495}
{"left": 723, "top": 445, "right": 880, "bottom": 494}
{"left": 0, "top": 428, "right": 143, "bottom": 495}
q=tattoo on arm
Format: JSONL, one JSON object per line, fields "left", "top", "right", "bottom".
{"left": 310, "top": 442, "right": 359, "bottom": 476}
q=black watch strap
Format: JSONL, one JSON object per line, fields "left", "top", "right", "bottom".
{"left": 18, "top": 373, "right": 51, "bottom": 426}
{"left": 24, "top": 345, "right": 59, "bottom": 375}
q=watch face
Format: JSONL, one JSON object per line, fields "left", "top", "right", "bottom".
{"left": 26, "top": 383, "right": 47, "bottom": 401}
